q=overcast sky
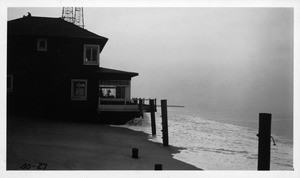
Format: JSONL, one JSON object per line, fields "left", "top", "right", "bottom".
{"left": 7, "top": 7, "right": 293, "bottom": 119}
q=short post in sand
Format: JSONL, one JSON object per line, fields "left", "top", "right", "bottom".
{"left": 257, "top": 113, "right": 272, "bottom": 170}
{"left": 150, "top": 99, "right": 156, "bottom": 136}
{"left": 161, "top": 99, "right": 169, "bottom": 146}
{"left": 132, "top": 148, "right": 139, "bottom": 159}
{"left": 154, "top": 164, "right": 163, "bottom": 170}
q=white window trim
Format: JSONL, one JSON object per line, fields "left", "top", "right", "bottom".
{"left": 71, "top": 79, "right": 87, "bottom": 101}
{"left": 83, "top": 44, "right": 100, "bottom": 65}
{"left": 37, "top": 38, "right": 47, "bottom": 51}
{"left": 7, "top": 75, "right": 13, "bottom": 92}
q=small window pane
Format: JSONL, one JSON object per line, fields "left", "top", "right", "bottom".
{"left": 116, "top": 86, "right": 125, "bottom": 99}
{"left": 100, "top": 87, "right": 116, "bottom": 98}
{"left": 86, "top": 48, "right": 91, "bottom": 61}
{"left": 74, "top": 81, "right": 85, "bottom": 96}
{"left": 37, "top": 38, "right": 47, "bottom": 51}
{"left": 92, "top": 48, "right": 98, "bottom": 61}
{"left": 39, "top": 41, "right": 46, "bottom": 48}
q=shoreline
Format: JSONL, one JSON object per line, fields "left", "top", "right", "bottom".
{"left": 7, "top": 115, "right": 201, "bottom": 170}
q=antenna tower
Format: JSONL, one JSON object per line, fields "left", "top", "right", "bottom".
{"left": 74, "top": 7, "right": 84, "bottom": 28}
{"left": 62, "top": 7, "right": 85, "bottom": 29}
{"left": 62, "top": 7, "right": 74, "bottom": 23}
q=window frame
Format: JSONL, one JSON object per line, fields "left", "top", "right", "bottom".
{"left": 71, "top": 79, "right": 88, "bottom": 101}
{"left": 7, "top": 75, "right": 13, "bottom": 92}
{"left": 37, "top": 38, "right": 48, "bottom": 51}
{"left": 83, "top": 44, "right": 100, "bottom": 65}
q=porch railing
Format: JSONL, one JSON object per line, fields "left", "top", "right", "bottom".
{"left": 98, "top": 98, "right": 156, "bottom": 112}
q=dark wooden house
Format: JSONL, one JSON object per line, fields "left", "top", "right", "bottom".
{"left": 7, "top": 15, "right": 150, "bottom": 124}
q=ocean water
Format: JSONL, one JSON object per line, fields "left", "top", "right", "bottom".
{"left": 117, "top": 107, "right": 293, "bottom": 170}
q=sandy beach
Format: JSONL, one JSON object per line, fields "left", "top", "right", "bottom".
{"left": 6, "top": 115, "right": 201, "bottom": 170}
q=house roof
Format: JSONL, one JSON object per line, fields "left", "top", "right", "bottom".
{"left": 97, "top": 67, "right": 139, "bottom": 77}
{"left": 8, "top": 16, "right": 108, "bottom": 41}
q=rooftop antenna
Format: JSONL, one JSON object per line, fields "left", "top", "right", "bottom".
{"left": 62, "top": 7, "right": 74, "bottom": 23}
{"left": 62, "top": 7, "right": 84, "bottom": 29}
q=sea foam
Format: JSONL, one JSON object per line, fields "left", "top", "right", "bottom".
{"left": 118, "top": 108, "right": 293, "bottom": 170}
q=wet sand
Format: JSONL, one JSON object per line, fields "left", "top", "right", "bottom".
{"left": 7, "top": 115, "right": 201, "bottom": 170}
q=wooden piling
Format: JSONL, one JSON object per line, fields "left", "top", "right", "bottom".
{"left": 258, "top": 113, "right": 272, "bottom": 170}
{"left": 138, "top": 98, "right": 143, "bottom": 118}
{"left": 161, "top": 99, "right": 169, "bottom": 146}
{"left": 150, "top": 99, "right": 156, "bottom": 136}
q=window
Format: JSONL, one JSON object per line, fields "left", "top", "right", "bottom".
{"left": 100, "top": 86, "right": 116, "bottom": 98}
{"left": 37, "top": 38, "right": 47, "bottom": 51}
{"left": 7, "top": 75, "right": 13, "bottom": 92}
{"left": 71, "top": 79, "right": 87, "bottom": 100}
{"left": 116, "top": 86, "right": 125, "bottom": 98}
{"left": 99, "top": 80, "right": 130, "bottom": 99}
{"left": 83, "top": 45, "right": 100, "bottom": 65}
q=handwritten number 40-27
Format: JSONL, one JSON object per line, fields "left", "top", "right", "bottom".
{"left": 20, "top": 163, "right": 47, "bottom": 170}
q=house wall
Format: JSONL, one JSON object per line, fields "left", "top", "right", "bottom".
{"left": 7, "top": 34, "right": 106, "bottom": 119}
